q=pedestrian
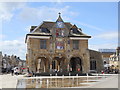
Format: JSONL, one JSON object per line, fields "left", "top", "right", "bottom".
{"left": 101, "top": 70, "right": 104, "bottom": 74}
{"left": 11, "top": 67, "right": 14, "bottom": 76}
{"left": 27, "top": 67, "right": 30, "bottom": 74}
{"left": 77, "top": 68, "right": 80, "bottom": 72}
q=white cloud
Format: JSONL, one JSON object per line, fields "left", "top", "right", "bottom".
{"left": 94, "top": 31, "right": 118, "bottom": 40}
{"left": 73, "top": 21, "right": 104, "bottom": 31}
{"left": 25, "top": 26, "right": 31, "bottom": 32}
{"left": 0, "top": 38, "right": 26, "bottom": 60}
{"left": 0, "top": 2, "right": 26, "bottom": 21}
{"left": 19, "top": 5, "right": 79, "bottom": 23}
{"left": 89, "top": 43, "right": 117, "bottom": 51}
{"left": 79, "top": 22, "right": 103, "bottom": 31}
{"left": 0, "top": 34, "right": 6, "bottom": 38}
{"left": 0, "top": 3, "right": 79, "bottom": 60}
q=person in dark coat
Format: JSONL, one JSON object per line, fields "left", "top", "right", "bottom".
{"left": 11, "top": 67, "right": 14, "bottom": 76}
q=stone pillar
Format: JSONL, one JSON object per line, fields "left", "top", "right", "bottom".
{"left": 82, "top": 52, "right": 90, "bottom": 73}
{"left": 43, "top": 59, "right": 46, "bottom": 72}
{"left": 57, "top": 60, "right": 60, "bottom": 71}
{"left": 55, "top": 60, "right": 57, "bottom": 71}
{"left": 45, "top": 59, "right": 50, "bottom": 72}
{"left": 37, "top": 59, "right": 41, "bottom": 73}
{"left": 62, "top": 59, "right": 67, "bottom": 72}
{"left": 66, "top": 59, "right": 70, "bottom": 72}
{"left": 50, "top": 63, "right": 52, "bottom": 72}
{"left": 49, "top": 56, "right": 53, "bottom": 72}
{"left": 44, "top": 65, "right": 46, "bottom": 72}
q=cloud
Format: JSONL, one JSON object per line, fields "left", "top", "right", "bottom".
{"left": 78, "top": 22, "right": 104, "bottom": 31}
{"left": 94, "top": 31, "right": 118, "bottom": 40}
{"left": 24, "top": 26, "right": 31, "bottom": 32}
{"left": 19, "top": 5, "right": 79, "bottom": 23}
{"left": 0, "top": 38, "right": 26, "bottom": 60}
{"left": 0, "top": 3, "right": 79, "bottom": 60}
{"left": 0, "top": 2, "right": 26, "bottom": 21}
{"left": 0, "top": 34, "right": 6, "bottom": 39}
{"left": 89, "top": 43, "right": 117, "bottom": 51}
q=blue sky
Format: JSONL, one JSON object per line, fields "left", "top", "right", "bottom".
{"left": 0, "top": 2, "right": 118, "bottom": 60}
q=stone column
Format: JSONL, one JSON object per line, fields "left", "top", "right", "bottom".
{"left": 62, "top": 59, "right": 68, "bottom": 72}
{"left": 43, "top": 59, "right": 46, "bottom": 72}
{"left": 66, "top": 59, "right": 70, "bottom": 72}
{"left": 37, "top": 59, "right": 41, "bottom": 73}
{"left": 49, "top": 56, "right": 53, "bottom": 72}
{"left": 57, "top": 60, "right": 60, "bottom": 71}
{"left": 45, "top": 59, "right": 50, "bottom": 72}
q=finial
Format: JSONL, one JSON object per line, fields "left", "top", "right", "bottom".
{"left": 58, "top": 12, "right": 61, "bottom": 15}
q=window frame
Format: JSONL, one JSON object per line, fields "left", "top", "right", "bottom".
{"left": 72, "top": 40, "right": 79, "bottom": 50}
{"left": 40, "top": 39, "right": 47, "bottom": 49}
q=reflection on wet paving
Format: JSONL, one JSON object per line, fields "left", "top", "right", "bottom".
{"left": 17, "top": 77, "right": 102, "bottom": 88}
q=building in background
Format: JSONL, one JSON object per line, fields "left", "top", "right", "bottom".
{"left": 1, "top": 53, "right": 26, "bottom": 73}
{"left": 99, "top": 49, "right": 116, "bottom": 69}
{"left": 89, "top": 50, "right": 104, "bottom": 72}
{"left": 25, "top": 13, "right": 104, "bottom": 73}
{"left": 0, "top": 51, "right": 2, "bottom": 74}
{"left": 109, "top": 47, "right": 120, "bottom": 73}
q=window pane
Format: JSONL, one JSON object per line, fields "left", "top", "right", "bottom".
{"left": 73, "top": 40, "right": 79, "bottom": 50}
{"left": 40, "top": 40, "right": 47, "bottom": 49}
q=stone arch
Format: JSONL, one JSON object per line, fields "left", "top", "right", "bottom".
{"left": 36, "top": 57, "right": 49, "bottom": 73}
{"left": 70, "top": 57, "right": 83, "bottom": 72}
{"left": 52, "top": 56, "right": 66, "bottom": 72}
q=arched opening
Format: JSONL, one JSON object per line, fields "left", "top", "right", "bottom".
{"left": 70, "top": 57, "right": 82, "bottom": 72}
{"left": 51, "top": 57, "right": 65, "bottom": 72}
{"left": 52, "top": 61, "right": 56, "bottom": 69}
{"left": 36, "top": 57, "right": 49, "bottom": 73}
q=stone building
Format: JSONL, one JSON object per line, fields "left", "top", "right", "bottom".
{"left": 109, "top": 47, "right": 120, "bottom": 71}
{"left": 25, "top": 13, "right": 103, "bottom": 73}
{"left": 0, "top": 51, "right": 2, "bottom": 74}
{"left": 89, "top": 50, "right": 104, "bottom": 72}
{"left": 2, "top": 54, "right": 26, "bottom": 73}
{"left": 99, "top": 49, "right": 115, "bottom": 68}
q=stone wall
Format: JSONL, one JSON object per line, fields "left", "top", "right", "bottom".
{"left": 89, "top": 50, "right": 104, "bottom": 72}
{"left": 26, "top": 38, "right": 90, "bottom": 73}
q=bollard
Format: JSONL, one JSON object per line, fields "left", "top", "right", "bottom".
{"left": 86, "top": 73, "right": 88, "bottom": 83}
{"left": 104, "top": 73, "right": 106, "bottom": 78}
{"left": 72, "top": 76, "right": 74, "bottom": 87}
{"left": 69, "top": 72, "right": 71, "bottom": 76}
{"left": 56, "top": 78, "right": 57, "bottom": 87}
{"left": 47, "top": 79, "right": 49, "bottom": 88}
{"left": 56, "top": 73, "right": 57, "bottom": 76}
{"left": 97, "top": 73, "right": 99, "bottom": 79}
{"left": 69, "top": 73, "right": 70, "bottom": 85}
{"left": 40, "top": 79, "right": 42, "bottom": 88}
{"left": 62, "top": 75, "right": 64, "bottom": 87}
{"left": 76, "top": 74, "right": 78, "bottom": 86}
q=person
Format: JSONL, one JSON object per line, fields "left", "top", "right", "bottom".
{"left": 11, "top": 67, "right": 14, "bottom": 76}
{"left": 27, "top": 67, "right": 30, "bottom": 74}
{"left": 32, "top": 71, "right": 34, "bottom": 77}
{"left": 14, "top": 67, "right": 19, "bottom": 75}
{"left": 101, "top": 70, "right": 104, "bottom": 74}
{"left": 77, "top": 68, "right": 80, "bottom": 72}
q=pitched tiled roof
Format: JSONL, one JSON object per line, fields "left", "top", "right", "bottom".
{"left": 41, "top": 21, "right": 73, "bottom": 30}
{"left": 29, "top": 21, "right": 91, "bottom": 38}
{"left": 26, "top": 13, "right": 91, "bottom": 41}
